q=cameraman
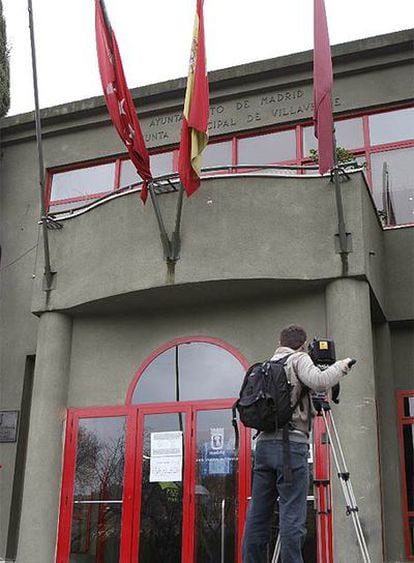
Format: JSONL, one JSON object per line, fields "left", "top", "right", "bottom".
{"left": 242, "top": 324, "right": 353, "bottom": 563}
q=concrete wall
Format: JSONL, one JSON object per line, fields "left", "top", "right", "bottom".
{"left": 361, "top": 176, "right": 386, "bottom": 309}
{"left": 17, "top": 313, "right": 72, "bottom": 563}
{"left": 31, "top": 172, "right": 371, "bottom": 314}
{"left": 385, "top": 229, "right": 414, "bottom": 322}
{"left": 374, "top": 322, "right": 407, "bottom": 562}
{"left": 67, "top": 290, "right": 326, "bottom": 408}
{"left": 390, "top": 324, "right": 414, "bottom": 390}
{"left": 0, "top": 139, "right": 40, "bottom": 554}
{"left": 326, "top": 279, "right": 383, "bottom": 562}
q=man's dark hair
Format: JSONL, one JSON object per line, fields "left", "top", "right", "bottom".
{"left": 280, "top": 325, "right": 307, "bottom": 350}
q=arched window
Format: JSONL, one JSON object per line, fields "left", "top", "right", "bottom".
{"left": 127, "top": 337, "right": 248, "bottom": 405}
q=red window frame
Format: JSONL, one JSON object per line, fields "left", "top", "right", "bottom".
{"left": 47, "top": 104, "right": 414, "bottom": 228}
{"left": 46, "top": 156, "right": 126, "bottom": 211}
{"left": 235, "top": 125, "right": 299, "bottom": 172}
{"left": 125, "top": 334, "right": 250, "bottom": 405}
{"left": 46, "top": 149, "right": 177, "bottom": 211}
{"left": 397, "top": 390, "right": 414, "bottom": 560}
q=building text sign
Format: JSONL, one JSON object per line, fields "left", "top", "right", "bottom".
{"left": 0, "top": 411, "right": 19, "bottom": 443}
{"left": 142, "top": 84, "right": 343, "bottom": 148}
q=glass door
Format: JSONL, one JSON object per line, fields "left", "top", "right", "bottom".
{"left": 134, "top": 407, "right": 191, "bottom": 563}
{"left": 193, "top": 408, "right": 239, "bottom": 563}
{"left": 58, "top": 404, "right": 248, "bottom": 562}
{"left": 57, "top": 412, "right": 130, "bottom": 563}
{"left": 133, "top": 403, "right": 245, "bottom": 563}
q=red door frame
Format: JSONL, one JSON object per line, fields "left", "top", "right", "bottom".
{"left": 56, "top": 405, "right": 134, "bottom": 563}
{"left": 56, "top": 400, "right": 250, "bottom": 563}
{"left": 131, "top": 399, "right": 249, "bottom": 563}
{"left": 55, "top": 408, "right": 333, "bottom": 563}
{"left": 130, "top": 401, "right": 193, "bottom": 563}
{"left": 57, "top": 336, "right": 252, "bottom": 563}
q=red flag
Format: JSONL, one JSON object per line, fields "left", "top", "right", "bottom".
{"left": 313, "top": 0, "right": 334, "bottom": 174}
{"left": 95, "top": 0, "right": 152, "bottom": 202}
{"left": 178, "top": 0, "right": 209, "bottom": 196}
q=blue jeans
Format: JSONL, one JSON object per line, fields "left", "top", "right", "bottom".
{"left": 242, "top": 440, "right": 309, "bottom": 563}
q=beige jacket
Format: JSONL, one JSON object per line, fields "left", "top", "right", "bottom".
{"left": 257, "top": 346, "right": 351, "bottom": 443}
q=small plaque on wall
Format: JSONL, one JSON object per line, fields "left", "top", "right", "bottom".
{"left": 0, "top": 411, "right": 19, "bottom": 443}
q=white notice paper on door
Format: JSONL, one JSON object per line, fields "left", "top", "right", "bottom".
{"left": 149, "top": 431, "right": 183, "bottom": 483}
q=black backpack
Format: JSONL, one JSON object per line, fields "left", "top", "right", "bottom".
{"left": 232, "top": 355, "right": 308, "bottom": 481}
{"left": 233, "top": 355, "right": 305, "bottom": 433}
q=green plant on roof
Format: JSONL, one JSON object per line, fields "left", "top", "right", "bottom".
{"left": 309, "top": 146, "right": 359, "bottom": 165}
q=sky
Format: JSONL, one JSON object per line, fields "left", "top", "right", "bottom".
{"left": 2, "top": 0, "right": 413, "bottom": 117}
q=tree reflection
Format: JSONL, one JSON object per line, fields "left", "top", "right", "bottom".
{"left": 71, "top": 422, "right": 125, "bottom": 561}
{"left": 74, "top": 425, "right": 125, "bottom": 501}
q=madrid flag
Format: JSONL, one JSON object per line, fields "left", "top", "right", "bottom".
{"left": 178, "top": 0, "right": 209, "bottom": 196}
{"left": 313, "top": 0, "right": 335, "bottom": 174}
{"left": 95, "top": 0, "right": 152, "bottom": 202}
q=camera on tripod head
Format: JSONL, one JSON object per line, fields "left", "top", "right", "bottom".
{"left": 308, "top": 337, "right": 336, "bottom": 367}
{"left": 308, "top": 337, "right": 340, "bottom": 407}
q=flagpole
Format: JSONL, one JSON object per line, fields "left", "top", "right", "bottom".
{"left": 171, "top": 182, "right": 185, "bottom": 262}
{"left": 27, "top": 0, "right": 55, "bottom": 292}
{"left": 148, "top": 183, "right": 173, "bottom": 260}
{"left": 99, "top": 0, "right": 112, "bottom": 34}
{"left": 332, "top": 134, "right": 350, "bottom": 277}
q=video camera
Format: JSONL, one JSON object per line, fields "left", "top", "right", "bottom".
{"left": 308, "top": 337, "right": 336, "bottom": 367}
{"left": 308, "top": 337, "right": 340, "bottom": 406}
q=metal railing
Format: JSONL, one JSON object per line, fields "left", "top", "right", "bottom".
{"left": 48, "top": 161, "right": 363, "bottom": 221}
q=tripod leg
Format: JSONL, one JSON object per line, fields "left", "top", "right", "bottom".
{"left": 314, "top": 489, "right": 323, "bottom": 563}
{"left": 320, "top": 408, "right": 372, "bottom": 563}
{"left": 329, "top": 414, "right": 363, "bottom": 515}
{"left": 271, "top": 533, "right": 281, "bottom": 563}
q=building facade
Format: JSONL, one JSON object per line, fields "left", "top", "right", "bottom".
{"left": 0, "top": 29, "right": 413, "bottom": 562}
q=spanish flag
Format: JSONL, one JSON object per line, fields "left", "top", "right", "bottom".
{"left": 178, "top": 0, "right": 209, "bottom": 196}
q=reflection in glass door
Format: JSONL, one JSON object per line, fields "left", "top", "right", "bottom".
{"left": 134, "top": 404, "right": 243, "bottom": 563}
{"left": 70, "top": 416, "right": 126, "bottom": 563}
{"left": 194, "top": 409, "right": 237, "bottom": 563}
{"left": 137, "top": 411, "right": 188, "bottom": 563}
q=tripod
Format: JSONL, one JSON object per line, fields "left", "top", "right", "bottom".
{"left": 271, "top": 533, "right": 281, "bottom": 563}
{"left": 271, "top": 397, "right": 371, "bottom": 563}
